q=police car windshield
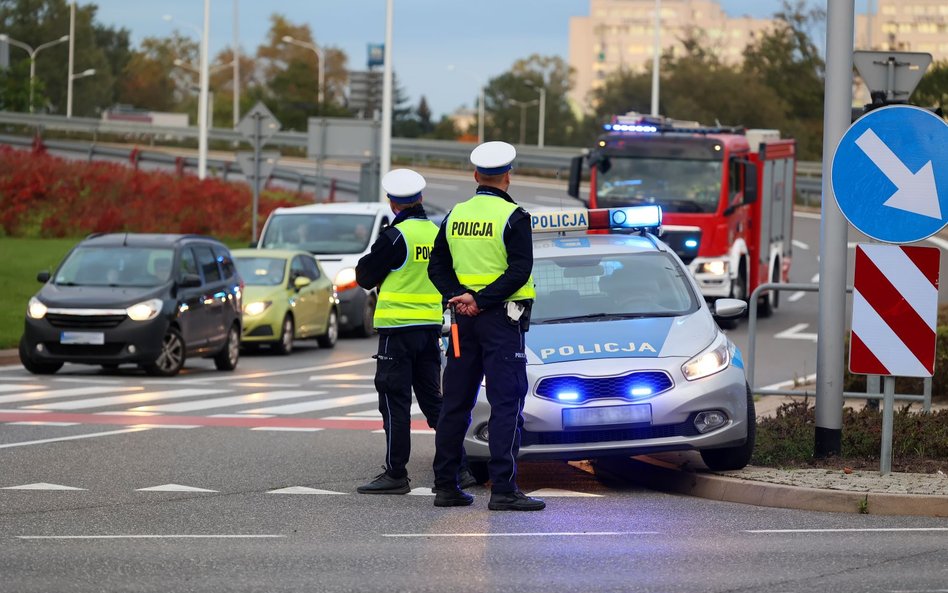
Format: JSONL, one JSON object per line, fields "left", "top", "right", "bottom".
{"left": 234, "top": 256, "right": 286, "bottom": 286}
{"left": 596, "top": 157, "right": 722, "bottom": 213}
{"left": 55, "top": 247, "right": 175, "bottom": 288}
{"left": 261, "top": 213, "right": 375, "bottom": 255}
{"left": 530, "top": 252, "right": 697, "bottom": 324}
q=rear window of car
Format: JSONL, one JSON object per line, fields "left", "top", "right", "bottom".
{"left": 530, "top": 252, "right": 698, "bottom": 323}
{"left": 260, "top": 213, "right": 375, "bottom": 254}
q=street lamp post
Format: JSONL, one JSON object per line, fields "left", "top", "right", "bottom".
{"left": 508, "top": 98, "right": 539, "bottom": 146}
{"left": 232, "top": 0, "right": 240, "bottom": 127}
{"left": 524, "top": 80, "right": 546, "bottom": 148}
{"left": 0, "top": 33, "right": 70, "bottom": 113}
{"left": 67, "top": 0, "right": 76, "bottom": 117}
{"left": 650, "top": 0, "right": 661, "bottom": 116}
{"left": 68, "top": 68, "right": 95, "bottom": 115}
{"left": 282, "top": 35, "right": 325, "bottom": 109}
{"left": 163, "top": 4, "right": 210, "bottom": 180}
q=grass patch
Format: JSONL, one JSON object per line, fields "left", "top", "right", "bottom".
{"left": 753, "top": 400, "right": 948, "bottom": 473}
{"left": 0, "top": 237, "right": 77, "bottom": 349}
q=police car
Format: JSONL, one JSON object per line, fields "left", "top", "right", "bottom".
{"left": 464, "top": 205, "right": 754, "bottom": 480}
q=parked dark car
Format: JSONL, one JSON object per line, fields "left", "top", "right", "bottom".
{"left": 19, "top": 233, "right": 243, "bottom": 377}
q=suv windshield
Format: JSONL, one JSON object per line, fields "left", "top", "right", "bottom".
{"left": 55, "top": 246, "right": 175, "bottom": 288}
{"left": 234, "top": 256, "right": 286, "bottom": 286}
{"left": 596, "top": 157, "right": 723, "bottom": 213}
{"left": 261, "top": 213, "right": 375, "bottom": 254}
{"left": 530, "top": 252, "right": 697, "bottom": 324}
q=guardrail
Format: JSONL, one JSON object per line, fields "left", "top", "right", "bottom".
{"left": 0, "top": 111, "right": 823, "bottom": 182}
{"left": 0, "top": 133, "right": 359, "bottom": 196}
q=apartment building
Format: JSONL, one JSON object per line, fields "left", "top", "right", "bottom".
{"left": 569, "top": 0, "right": 775, "bottom": 110}
{"left": 856, "top": 0, "right": 948, "bottom": 61}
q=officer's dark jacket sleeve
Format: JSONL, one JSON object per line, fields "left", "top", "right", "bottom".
{"left": 474, "top": 207, "right": 533, "bottom": 309}
{"left": 427, "top": 215, "right": 467, "bottom": 299}
{"left": 356, "top": 226, "right": 406, "bottom": 290}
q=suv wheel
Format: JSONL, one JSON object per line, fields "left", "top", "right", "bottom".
{"left": 214, "top": 324, "right": 240, "bottom": 371}
{"left": 274, "top": 315, "right": 294, "bottom": 355}
{"left": 144, "top": 328, "right": 186, "bottom": 377}
{"left": 18, "top": 338, "right": 63, "bottom": 375}
{"left": 316, "top": 309, "right": 339, "bottom": 349}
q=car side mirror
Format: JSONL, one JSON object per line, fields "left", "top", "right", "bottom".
{"left": 37, "top": 271, "right": 50, "bottom": 283}
{"left": 713, "top": 298, "right": 747, "bottom": 319}
{"left": 179, "top": 274, "right": 202, "bottom": 288}
{"left": 294, "top": 276, "right": 311, "bottom": 290}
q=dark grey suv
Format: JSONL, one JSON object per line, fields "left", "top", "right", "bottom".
{"left": 20, "top": 233, "right": 243, "bottom": 377}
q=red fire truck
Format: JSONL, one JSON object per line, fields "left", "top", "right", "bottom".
{"left": 567, "top": 113, "right": 797, "bottom": 325}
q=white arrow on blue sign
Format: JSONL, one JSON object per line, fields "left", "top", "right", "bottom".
{"left": 831, "top": 105, "right": 948, "bottom": 244}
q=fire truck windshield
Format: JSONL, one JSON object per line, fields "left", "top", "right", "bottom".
{"left": 596, "top": 157, "right": 723, "bottom": 214}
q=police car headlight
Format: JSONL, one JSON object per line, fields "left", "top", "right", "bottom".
{"left": 696, "top": 260, "right": 728, "bottom": 276}
{"left": 27, "top": 297, "right": 48, "bottom": 319}
{"left": 682, "top": 333, "right": 730, "bottom": 381}
{"left": 244, "top": 300, "right": 272, "bottom": 316}
{"left": 126, "top": 298, "right": 163, "bottom": 321}
{"left": 334, "top": 267, "right": 358, "bottom": 292}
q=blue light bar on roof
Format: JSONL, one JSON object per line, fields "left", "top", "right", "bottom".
{"left": 604, "top": 123, "right": 658, "bottom": 133}
{"left": 605, "top": 205, "right": 662, "bottom": 229}
{"left": 531, "top": 206, "right": 662, "bottom": 233}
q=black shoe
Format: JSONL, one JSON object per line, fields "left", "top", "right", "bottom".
{"left": 357, "top": 472, "right": 410, "bottom": 495}
{"left": 458, "top": 468, "right": 478, "bottom": 489}
{"left": 488, "top": 491, "right": 545, "bottom": 511}
{"left": 432, "top": 488, "right": 474, "bottom": 507}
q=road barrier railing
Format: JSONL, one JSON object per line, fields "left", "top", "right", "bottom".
{"left": 745, "top": 282, "right": 932, "bottom": 409}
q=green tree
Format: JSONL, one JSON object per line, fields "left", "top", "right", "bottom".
{"left": 483, "top": 54, "right": 578, "bottom": 146}
{"left": 416, "top": 95, "right": 433, "bottom": 135}
{"left": 118, "top": 33, "right": 198, "bottom": 113}
{"left": 428, "top": 115, "right": 458, "bottom": 140}
{"left": 914, "top": 60, "right": 948, "bottom": 113}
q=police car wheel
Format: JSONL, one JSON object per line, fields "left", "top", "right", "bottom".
{"left": 699, "top": 384, "right": 756, "bottom": 471}
{"left": 467, "top": 461, "right": 490, "bottom": 485}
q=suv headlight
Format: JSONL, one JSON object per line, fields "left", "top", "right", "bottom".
{"left": 696, "top": 260, "right": 728, "bottom": 276}
{"left": 27, "top": 297, "right": 48, "bottom": 319}
{"left": 334, "top": 267, "right": 358, "bottom": 292}
{"left": 244, "top": 300, "right": 272, "bottom": 316}
{"left": 127, "top": 298, "right": 163, "bottom": 321}
{"left": 682, "top": 333, "right": 730, "bottom": 381}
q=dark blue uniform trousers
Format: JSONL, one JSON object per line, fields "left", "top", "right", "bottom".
{"left": 433, "top": 306, "right": 527, "bottom": 494}
{"left": 374, "top": 327, "right": 444, "bottom": 480}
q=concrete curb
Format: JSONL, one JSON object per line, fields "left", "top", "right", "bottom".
{"left": 616, "top": 456, "right": 948, "bottom": 517}
{"left": 0, "top": 348, "right": 19, "bottom": 367}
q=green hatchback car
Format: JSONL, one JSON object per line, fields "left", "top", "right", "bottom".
{"left": 232, "top": 249, "right": 339, "bottom": 354}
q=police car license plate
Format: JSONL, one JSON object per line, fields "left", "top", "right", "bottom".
{"left": 563, "top": 404, "right": 651, "bottom": 428}
{"left": 60, "top": 331, "right": 105, "bottom": 345}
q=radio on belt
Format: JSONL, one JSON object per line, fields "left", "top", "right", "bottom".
{"left": 530, "top": 205, "right": 662, "bottom": 233}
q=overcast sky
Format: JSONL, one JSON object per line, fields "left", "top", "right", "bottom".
{"left": 88, "top": 0, "right": 868, "bottom": 117}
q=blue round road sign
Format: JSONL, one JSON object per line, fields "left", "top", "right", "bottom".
{"left": 831, "top": 105, "right": 948, "bottom": 244}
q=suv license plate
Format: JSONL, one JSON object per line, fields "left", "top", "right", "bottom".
{"left": 60, "top": 331, "right": 105, "bottom": 345}
{"left": 563, "top": 404, "right": 651, "bottom": 428}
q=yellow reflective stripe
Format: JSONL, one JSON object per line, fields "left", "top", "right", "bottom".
{"left": 373, "top": 309, "right": 443, "bottom": 320}
{"left": 377, "top": 292, "right": 442, "bottom": 304}
{"left": 457, "top": 273, "right": 500, "bottom": 285}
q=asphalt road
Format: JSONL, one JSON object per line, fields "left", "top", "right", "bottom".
{"left": 2, "top": 347, "right": 948, "bottom": 592}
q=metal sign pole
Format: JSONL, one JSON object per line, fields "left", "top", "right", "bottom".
{"left": 880, "top": 376, "right": 895, "bottom": 475}
{"left": 814, "top": 0, "right": 854, "bottom": 458}
{"left": 252, "top": 113, "right": 261, "bottom": 243}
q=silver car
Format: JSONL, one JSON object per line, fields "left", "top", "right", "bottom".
{"left": 464, "top": 225, "right": 754, "bottom": 482}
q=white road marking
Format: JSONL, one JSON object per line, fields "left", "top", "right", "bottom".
{"left": 791, "top": 240, "right": 810, "bottom": 250}
{"left": 382, "top": 532, "right": 659, "bottom": 538}
{"left": 267, "top": 486, "right": 344, "bottom": 495}
{"left": 129, "top": 390, "right": 325, "bottom": 413}
{"left": 760, "top": 373, "right": 816, "bottom": 391}
{"left": 17, "top": 535, "right": 285, "bottom": 539}
{"left": 242, "top": 392, "right": 378, "bottom": 415}
{"left": 2, "top": 482, "right": 85, "bottom": 490}
{"left": 136, "top": 484, "right": 217, "bottom": 492}
{"left": 810, "top": 273, "right": 819, "bottom": 283}
{"left": 126, "top": 424, "right": 200, "bottom": 429}
{"left": 26, "top": 388, "right": 229, "bottom": 411}
{"left": 347, "top": 403, "right": 421, "bottom": 418}
{"left": 0, "top": 409, "right": 47, "bottom": 414}
{"left": 746, "top": 528, "right": 948, "bottom": 534}
{"left": 408, "top": 487, "right": 434, "bottom": 496}
{"left": 0, "top": 384, "right": 43, "bottom": 393}
{"left": 0, "top": 386, "right": 142, "bottom": 406}
{"left": 526, "top": 488, "right": 604, "bottom": 498}
{"left": 6, "top": 421, "right": 79, "bottom": 427}
{"left": 788, "top": 291, "right": 806, "bottom": 302}
{"left": 192, "top": 358, "right": 374, "bottom": 382}
{"left": 0, "top": 427, "right": 151, "bottom": 449}
{"left": 249, "top": 427, "right": 323, "bottom": 432}
{"left": 774, "top": 323, "right": 818, "bottom": 342}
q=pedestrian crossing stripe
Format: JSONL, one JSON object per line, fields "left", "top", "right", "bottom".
{"left": 2, "top": 483, "right": 85, "bottom": 490}
{"left": 136, "top": 484, "right": 217, "bottom": 492}
{"left": 267, "top": 487, "right": 345, "bottom": 495}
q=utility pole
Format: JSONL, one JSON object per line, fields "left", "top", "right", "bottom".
{"left": 650, "top": 0, "right": 661, "bottom": 116}
{"left": 379, "top": 0, "right": 393, "bottom": 201}
{"left": 232, "top": 0, "right": 240, "bottom": 127}
{"left": 67, "top": 1, "right": 75, "bottom": 118}
{"left": 197, "top": 0, "right": 210, "bottom": 180}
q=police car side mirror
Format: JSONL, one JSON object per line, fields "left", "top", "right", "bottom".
{"left": 713, "top": 298, "right": 747, "bottom": 319}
